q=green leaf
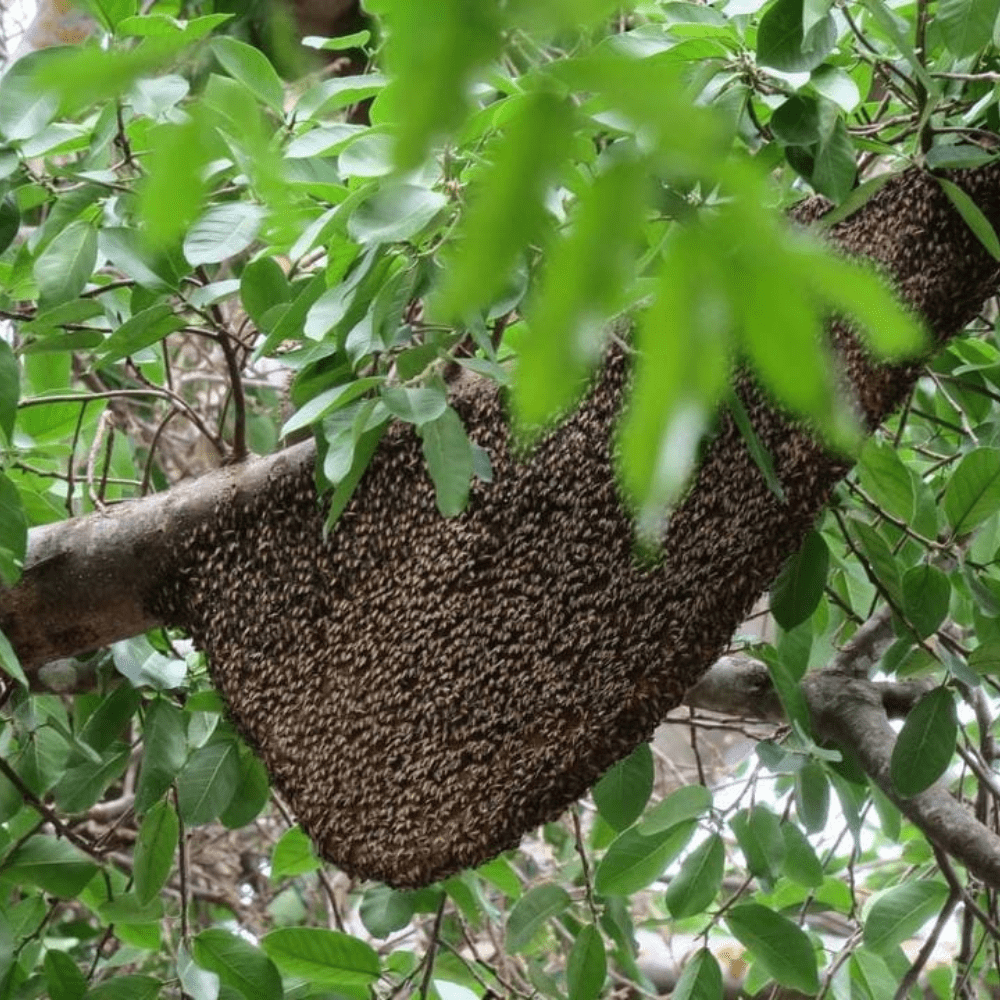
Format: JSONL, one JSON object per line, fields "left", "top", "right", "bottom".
{"left": 178, "top": 945, "right": 220, "bottom": 1000}
{"left": 0, "top": 51, "right": 59, "bottom": 140}
{"left": 795, "top": 762, "right": 830, "bottom": 833}
{"left": 380, "top": 385, "right": 448, "bottom": 427}
{"left": 0, "top": 199, "right": 19, "bottom": 258}
{"left": 970, "top": 641, "right": 1000, "bottom": 675}
{"left": 79, "top": 683, "right": 142, "bottom": 754}
{"left": 757, "top": 0, "right": 836, "bottom": 71}
{"left": 890, "top": 687, "right": 957, "bottom": 797}
{"left": 857, "top": 440, "right": 914, "bottom": 522}
{"left": 863, "top": 880, "right": 949, "bottom": 954}
{"left": 419, "top": 406, "right": 473, "bottom": 517}
{"left": 176, "top": 739, "right": 240, "bottom": 826}
{"left": 360, "top": 884, "right": 417, "bottom": 938}
{"left": 135, "top": 698, "right": 187, "bottom": 814}
{"left": 183, "top": 203, "right": 266, "bottom": 267}
{"left": 348, "top": 183, "right": 447, "bottom": 245}
{"left": 780, "top": 823, "right": 824, "bottom": 888}
{"left": 262, "top": 928, "right": 380, "bottom": 988}
{"left": 210, "top": 37, "right": 285, "bottom": 114}
{"left": 34, "top": 220, "right": 97, "bottom": 306}
{"left": 219, "top": 749, "right": 269, "bottom": 828}
{"left": 506, "top": 883, "right": 571, "bottom": 953}
{"left": 435, "top": 91, "right": 575, "bottom": 319}
{"left": 567, "top": 924, "right": 606, "bottom": 1000}
{"left": 0, "top": 628, "right": 27, "bottom": 688}
{"left": 770, "top": 96, "right": 822, "bottom": 145}
{"left": 901, "top": 565, "right": 951, "bottom": 639}
{"left": 944, "top": 448, "right": 1000, "bottom": 535}
{"left": 281, "top": 377, "right": 383, "bottom": 438}
{"left": 939, "top": 0, "right": 1000, "bottom": 55}
{"left": 638, "top": 784, "right": 712, "bottom": 835}
{"left": 665, "top": 834, "right": 724, "bottom": 918}
{"left": 53, "top": 746, "right": 130, "bottom": 813}
{"left": 594, "top": 821, "right": 695, "bottom": 896}
{"left": 770, "top": 530, "right": 828, "bottom": 630}
{"left": 84, "top": 976, "right": 162, "bottom": 1000}
{"left": 5, "top": 835, "right": 98, "bottom": 897}
{"left": 592, "top": 743, "right": 653, "bottom": 832}
{"left": 672, "top": 948, "right": 723, "bottom": 1000}
{"left": 850, "top": 520, "right": 903, "bottom": 608}
{"left": 271, "top": 825, "right": 320, "bottom": 878}
{"left": 726, "top": 904, "right": 820, "bottom": 994}
{"left": 731, "top": 806, "right": 786, "bottom": 883}
{"left": 939, "top": 178, "right": 1000, "bottom": 260}
{"left": 134, "top": 799, "right": 178, "bottom": 906}
{"left": 241, "top": 257, "right": 291, "bottom": 327}
{"left": 727, "top": 389, "right": 786, "bottom": 502}
{"left": 194, "top": 929, "right": 282, "bottom": 1000}
{"left": 0, "top": 475, "right": 26, "bottom": 588}
{"left": 100, "top": 304, "right": 186, "bottom": 365}
{"left": 44, "top": 951, "right": 87, "bottom": 1000}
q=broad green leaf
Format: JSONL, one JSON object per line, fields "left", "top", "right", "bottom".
{"left": 281, "top": 377, "right": 384, "bottom": 438}
{"left": 360, "top": 884, "right": 417, "bottom": 938}
{"left": 592, "top": 742, "right": 653, "bottom": 832}
{"left": 781, "top": 823, "right": 824, "bottom": 888}
{"left": 665, "top": 834, "right": 724, "bottom": 918}
{"left": 419, "top": 406, "right": 473, "bottom": 517}
{"left": 770, "top": 531, "right": 829, "bottom": 631}
{"left": 176, "top": 739, "right": 240, "bottom": 826}
{"left": 567, "top": 924, "right": 606, "bottom": 1000}
{"left": 726, "top": 904, "right": 820, "bottom": 994}
{"left": 514, "top": 158, "right": 645, "bottom": 427}
{"left": 219, "top": 749, "right": 269, "bottom": 828}
{"left": 506, "top": 883, "right": 571, "bottom": 953}
{"left": 183, "top": 203, "right": 266, "bottom": 267}
{"left": 53, "top": 746, "right": 130, "bottom": 813}
{"left": 271, "top": 825, "right": 320, "bottom": 878}
{"left": 211, "top": 37, "right": 285, "bottom": 114}
{"left": 638, "top": 784, "right": 712, "bottom": 835}
{"left": 857, "top": 440, "right": 914, "bottom": 522}
{"left": 0, "top": 51, "right": 59, "bottom": 140}
{"left": 795, "top": 762, "right": 830, "bottom": 833}
{"left": 850, "top": 950, "right": 899, "bottom": 1000}
{"left": 348, "top": 183, "right": 447, "bottom": 245}
{"left": 135, "top": 698, "right": 187, "bottom": 813}
{"left": 112, "top": 636, "right": 186, "bottom": 689}
{"left": 757, "top": 0, "right": 836, "bottom": 71}
{"left": 970, "top": 641, "right": 1000, "bottom": 675}
{"left": 263, "top": 928, "right": 379, "bottom": 988}
{"left": 99, "top": 304, "right": 186, "bottom": 364}
{"left": 194, "top": 929, "right": 282, "bottom": 1000}
{"left": 939, "top": 0, "right": 1000, "bottom": 56}
{"left": 435, "top": 91, "right": 575, "bottom": 319}
{"left": 5, "top": 835, "right": 98, "bottom": 897}
{"left": 731, "top": 806, "right": 786, "bottom": 883}
{"left": 672, "top": 948, "right": 723, "bottom": 1000}
{"left": 134, "top": 799, "right": 178, "bottom": 906}
{"left": 0, "top": 199, "right": 19, "bottom": 259}
{"left": 594, "top": 821, "right": 695, "bottom": 896}
{"left": 901, "top": 565, "right": 950, "bottom": 639}
{"left": 727, "top": 389, "right": 786, "bottom": 502}
{"left": 380, "top": 385, "right": 448, "bottom": 427}
{"left": 850, "top": 520, "right": 903, "bottom": 608}
{"left": 178, "top": 945, "right": 220, "bottom": 1000}
{"left": 84, "top": 976, "right": 161, "bottom": 1000}
{"left": 890, "top": 687, "right": 957, "bottom": 796}
{"left": 34, "top": 220, "right": 97, "bottom": 306}
{"left": 939, "top": 178, "right": 1000, "bottom": 259}
{"left": 944, "top": 448, "right": 1000, "bottom": 535}
{"left": 79, "top": 682, "right": 141, "bottom": 754}
{"left": 863, "top": 880, "right": 949, "bottom": 953}
{"left": 0, "top": 476, "right": 26, "bottom": 588}
{"left": 0, "top": 628, "right": 27, "bottom": 688}
{"left": 241, "top": 257, "right": 291, "bottom": 327}
{"left": 45, "top": 951, "right": 86, "bottom": 1000}
{"left": 770, "top": 96, "right": 822, "bottom": 145}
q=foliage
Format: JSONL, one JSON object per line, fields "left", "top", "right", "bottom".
{"left": 0, "top": 0, "right": 996, "bottom": 997}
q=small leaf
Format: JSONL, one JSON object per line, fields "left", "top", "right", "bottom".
{"left": 795, "top": 762, "right": 830, "bottom": 832}
{"left": 731, "top": 806, "right": 786, "bottom": 883}
{"left": 53, "top": 746, "right": 130, "bottom": 813}
{"left": 890, "top": 687, "right": 957, "bottom": 797}
{"left": 5, "top": 836, "right": 98, "bottom": 897}
{"left": 672, "top": 948, "right": 723, "bottom": 1000}
{"left": 770, "top": 530, "right": 828, "bottom": 630}
{"left": 44, "top": 951, "right": 87, "bottom": 1000}
{"left": 863, "top": 880, "right": 949, "bottom": 954}
{"left": 638, "top": 784, "right": 712, "bottom": 835}
{"left": 567, "top": 924, "right": 606, "bottom": 1000}
{"left": 183, "top": 203, "right": 265, "bottom": 266}
{"left": 781, "top": 823, "right": 824, "bottom": 888}
{"left": 219, "top": 750, "right": 269, "bottom": 828}
{"left": 857, "top": 440, "right": 914, "bottom": 522}
{"left": 506, "top": 883, "right": 571, "bottom": 953}
{"left": 592, "top": 743, "right": 653, "bottom": 832}
{"left": 348, "top": 183, "right": 447, "bottom": 245}
{"left": 594, "top": 822, "right": 695, "bottom": 896}
{"left": 99, "top": 304, "right": 186, "bottom": 365}
{"left": 34, "top": 220, "right": 97, "bottom": 306}
{"left": 134, "top": 799, "right": 178, "bottom": 905}
{"left": 176, "top": 740, "right": 240, "bottom": 826}
{"left": 0, "top": 628, "right": 28, "bottom": 688}
{"left": 360, "top": 884, "right": 416, "bottom": 938}
{"left": 380, "top": 385, "right": 448, "bottom": 427}
{"left": 726, "top": 903, "right": 820, "bottom": 994}
{"left": 665, "top": 835, "right": 724, "bottom": 918}
{"left": 135, "top": 698, "right": 187, "bottom": 814}
{"left": 271, "top": 825, "right": 320, "bottom": 878}
{"left": 211, "top": 37, "right": 285, "bottom": 113}
{"left": 901, "top": 565, "right": 950, "bottom": 639}
{"left": 194, "top": 929, "right": 282, "bottom": 1000}
{"left": 944, "top": 448, "right": 1000, "bottom": 535}
{"left": 419, "top": 406, "right": 473, "bottom": 517}
{"left": 261, "top": 927, "right": 380, "bottom": 988}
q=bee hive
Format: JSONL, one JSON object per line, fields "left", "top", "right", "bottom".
{"left": 158, "top": 165, "right": 1000, "bottom": 887}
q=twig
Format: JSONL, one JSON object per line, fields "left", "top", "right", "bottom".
{"left": 571, "top": 808, "right": 599, "bottom": 925}
{"left": 419, "top": 896, "right": 447, "bottom": 1000}
{"left": 892, "top": 887, "right": 958, "bottom": 999}
{"left": 173, "top": 787, "right": 189, "bottom": 944}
